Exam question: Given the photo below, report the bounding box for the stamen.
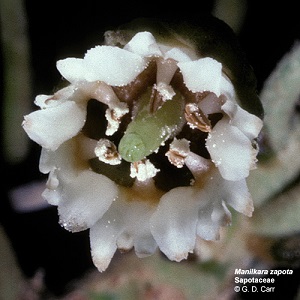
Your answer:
[149,83,175,113]
[149,87,163,114]
[94,139,121,165]
[146,58,178,114]
[130,159,160,181]
[78,81,129,135]
[166,139,212,181]
[166,138,190,168]
[156,82,176,101]
[185,103,211,132]
[184,152,213,181]
[105,102,129,135]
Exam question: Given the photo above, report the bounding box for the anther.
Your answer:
[166,138,190,168]
[185,103,211,132]
[130,159,160,181]
[94,139,121,165]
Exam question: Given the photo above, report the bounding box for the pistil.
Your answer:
[118,89,185,163]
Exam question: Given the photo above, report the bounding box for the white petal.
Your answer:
[211,200,231,227]
[222,178,254,217]
[39,139,78,179]
[57,58,85,83]
[22,101,86,151]
[222,101,263,139]
[58,170,118,232]
[164,47,192,62]
[150,187,200,261]
[219,75,236,99]
[123,202,157,257]
[40,137,97,207]
[42,187,61,206]
[77,134,98,161]
[198,93,223,115]
[42,169,60,205]
[90,216,120,272]
[116,232,134,252]
[124,31,162,57]
[39,148,54,174]
[84,46,147,85]
[197,205,220,240]
[134,234,157,258]
[206,118,255,181]
[114,199,157,257]
[90,197,156,271]
[34,85,80,109]
[196,190,231,241]
[34,94,53,109]
[178,58,223,95]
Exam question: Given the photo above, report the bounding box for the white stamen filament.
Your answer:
[77,81,129,135]
[185,152,213,180]
[167,138,212,179]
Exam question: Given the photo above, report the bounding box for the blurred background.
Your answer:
[1,0,300,299]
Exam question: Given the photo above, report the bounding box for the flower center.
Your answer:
[81,60,223,192]
[118,87,185,163]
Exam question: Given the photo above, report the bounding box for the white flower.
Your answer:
[22,21,263,272]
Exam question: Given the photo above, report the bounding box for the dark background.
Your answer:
[1,0,299,297]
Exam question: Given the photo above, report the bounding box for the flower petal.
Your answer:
[207,170,253,217]
[124,31,162,57]
[116,200,157,257]
[88,46,147,85]
[211,200,231,227]
[221,178,254,217]
[90,197,156,271]
[58,169,118,232]
[150,187,200,261]
[134,234,157,258]
[90,215,120,272]
[42,169,60,205]
[164,47,193,62]
[22,101,86,151]
[57,46,147,86]
[196,190,231,241]
[40,136,99,207]
[197,206,221,241]
[206,118,256,181]
[222,100,263,140]
[39,139,79,179]
[198,93,223,115]
[178,57,222,95]
[56,58,85,83]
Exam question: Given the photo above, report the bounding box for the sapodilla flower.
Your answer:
[22,17,263,271]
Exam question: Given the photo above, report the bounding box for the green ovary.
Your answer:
[119,90,184,162]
